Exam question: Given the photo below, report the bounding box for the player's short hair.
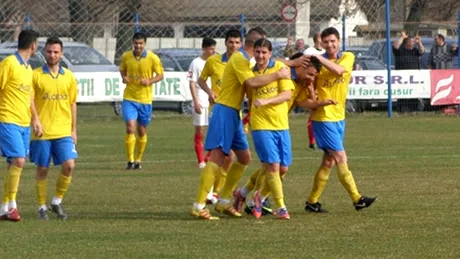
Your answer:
[225,29,242,42]
[132,32,147,42]
[290,53,322,72]
[245,27,267,46]
[202,37,216,48]
[17,30,39,50]
[321,27,340,40]
[247,27,267,37]
[45,37,63,50]
[254,38,272,51]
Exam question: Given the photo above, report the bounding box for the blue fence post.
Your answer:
[457,12,460,114]
[134,12,140,33]
[342,15,346,51]
[385,0,392,118]
[239,13,245,40]
[25,12,31,30]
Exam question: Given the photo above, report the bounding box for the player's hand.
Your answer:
[292,55,310,68]
[323,99,338,106]
[194,102,202,114]
[32,119,43,138]
[208,91,217,105]
[71,130,78,145]
[401,30,408,38]
[277,66,291,79]
[140,78,151,86]
[122,76,130,84]
[254,99,267,108]
[415,35,421,44]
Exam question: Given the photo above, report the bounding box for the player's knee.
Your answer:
[137,125,147,136]
[265,163,280,173]
[61,160,75,176]
[331,151,347,164]
[126,123,136,134]
[280,167,288,176]
[36,167,48,179]
[237,152,251,165]
[322,155,335,168]
[11,157,26,168]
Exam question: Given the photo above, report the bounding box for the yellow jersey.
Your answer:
[32,65,77,140]
[120,50,164,104]
[216,50,254,110]
[250,59,295,131]
[287,81,309,113]
[0,53,33,127]
[312,52,354,122]
[200,53,228,96]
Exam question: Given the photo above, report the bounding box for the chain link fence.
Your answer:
[0,0,459,117]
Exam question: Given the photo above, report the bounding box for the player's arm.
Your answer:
[30,72,43,137]
[70,75,78,144]
[119,54,129,84]
[148,55,164,85]
[296,98,337,109]
[245,66,291,88]
[276,55,310,68]
[315,52,354,76]
[254,90,292,107]
[188,61,202,113]
[0,60,12,90]
[198,60,215,102]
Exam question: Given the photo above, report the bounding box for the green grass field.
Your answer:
[1,107,459,258]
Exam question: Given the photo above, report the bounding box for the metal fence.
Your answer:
[1,0,459,117]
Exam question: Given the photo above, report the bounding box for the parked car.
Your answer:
[0,41,122,115]
[344,46,370,57]
[0,48,44,69]
[153,48,202,114]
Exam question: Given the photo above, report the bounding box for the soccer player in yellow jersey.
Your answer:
[0,30,39,222]
[197,29,242,204]
[304,27,377,213]
[191,27,291,220]
[30,37,78,220]
[120,32,164,170]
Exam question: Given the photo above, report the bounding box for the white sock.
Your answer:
[51,197,62,205]
[193,202,205,210]
[206,186,214,200]
[1,203,8,213]
[246,198,255,207]
[8,200,16,209]
[218,198,231,205]
[38,205,47,211]
[239,186,249,197]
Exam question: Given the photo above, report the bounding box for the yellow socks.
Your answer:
[337,163,361,203]
[308,166,331,204]
[36,179,47,206]
[266,172,285,209]
[253,168,266,192]
[219,161,247,201]
[244,167,261,192]
[125,134,136,162]
[195,162,219,206]
[56,174,72,200]
[214,167,227,194]
[135,134,147,162]
[2,175,9,204]
[8,165,22,202]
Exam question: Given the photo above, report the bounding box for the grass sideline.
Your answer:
[0,109,459,258]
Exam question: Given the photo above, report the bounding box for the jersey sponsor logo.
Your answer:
[321,77,345,88]
[18,83,32,92]
[255,86,277,96]
[42,93,68,100]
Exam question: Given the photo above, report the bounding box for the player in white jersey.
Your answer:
[188,38,217,169]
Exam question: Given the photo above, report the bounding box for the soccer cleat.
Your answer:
[37,208,49,220]
[305,202,328,213]
[262,199,273,215]
[244,204,253,215]
[126,161,134,170]
[252,191,262,219]
[133,162,142,170]
[51,204,68,220]
[354,196,377,211]
[191,208,219,220]
[309,144,316,150]
[232,189,246,212]
[215,203,242,217]
[206,193,219,205]
[7,208,21,222]
[0,211,8,220]
[277,208,290,220]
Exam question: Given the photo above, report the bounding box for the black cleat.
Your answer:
[261,199,273,215]
[133,162,142,170]
[354,196,377,211]
[244,205,253,215]
[50,204,68,220]
[126,161,134,170]
[309,144,316,150]
[37,208,49,220]
[305,202,328,213]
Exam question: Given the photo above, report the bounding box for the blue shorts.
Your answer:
[0,123,30,162]
[122,100,152,126]
[252,130,292,167]
[30,137,78,167]
[312,120,345,152]
[204,103,249,155]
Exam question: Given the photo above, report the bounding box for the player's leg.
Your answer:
[122,100,138,169]
[191,104,230,220]
[328,121,376,210]
[134,103,153,169]
[307,115,316,150]
[50,137,78,220]
[192,107,206,169]
[30,139,53,220]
